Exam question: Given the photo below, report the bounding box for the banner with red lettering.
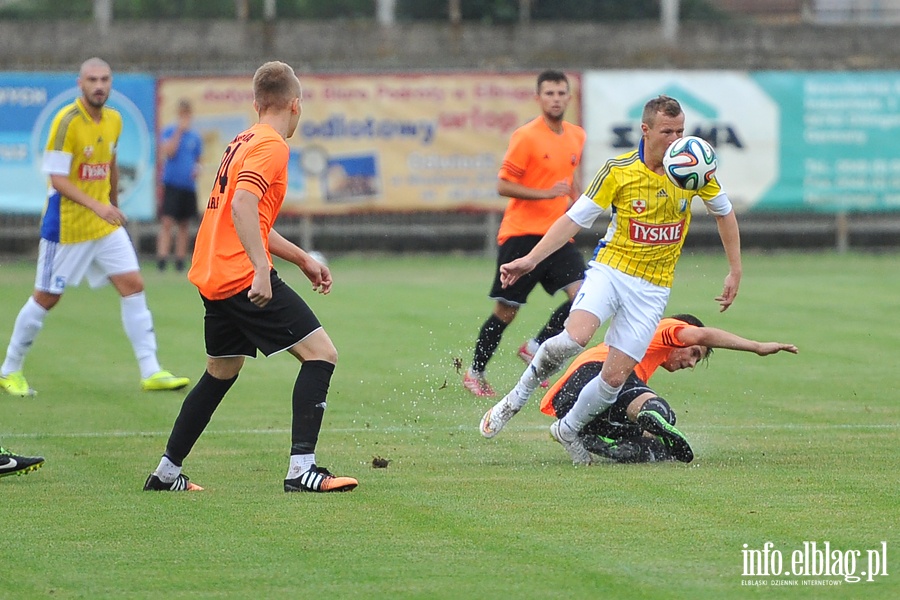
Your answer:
[158,72,581,214]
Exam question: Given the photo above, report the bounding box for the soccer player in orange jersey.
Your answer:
[538,314,797,463]
[0,57,189,397]
[463,70,587,398]
[480,95,743,465]
[143,61,357,493]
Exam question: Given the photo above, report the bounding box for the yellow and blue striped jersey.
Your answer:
[582,143,723,287]
[40,98,121,244]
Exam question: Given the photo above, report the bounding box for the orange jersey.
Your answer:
[496,117,586,244]
[189,123,289,300]
[540,318,695,416]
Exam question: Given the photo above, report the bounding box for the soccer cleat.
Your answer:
[637,410,694,463]
[143,473,203,491]
[0,447,44,478]
[141,370,190,391]
[462,370,496,398]
[516,342,549,388]
[479,396,519,438]
[0,371,36,397]
[549,420,592,466]
[284,465,358,493]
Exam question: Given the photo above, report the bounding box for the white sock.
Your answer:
[286,453,316,479]
[154,456,182,483]
[561,374,622,433]
[2,297,48,375]
[120,292,161,379]
[508,331,583,411]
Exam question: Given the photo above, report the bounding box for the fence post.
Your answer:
[835,211,849,253]
[300,214,314,250]
[484,212,499,256]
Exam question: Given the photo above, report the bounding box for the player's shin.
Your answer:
[509,331,582,410]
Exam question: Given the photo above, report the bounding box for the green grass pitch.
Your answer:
[1,251,897,599]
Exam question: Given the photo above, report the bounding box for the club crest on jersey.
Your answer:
[83,146,94,159]
[631,199,647,214]
[629,218,685,245]
[570,154,577,166]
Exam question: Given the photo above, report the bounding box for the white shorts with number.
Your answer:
[35,227,140,294]
[571,262,671,362]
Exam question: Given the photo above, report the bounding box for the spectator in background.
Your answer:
[156,98,203,272]
[0,57,190,397]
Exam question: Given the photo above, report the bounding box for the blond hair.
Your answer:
[253,61,300,113]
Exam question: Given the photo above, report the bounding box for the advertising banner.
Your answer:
[158,72,581,215]
[0,73,156,219]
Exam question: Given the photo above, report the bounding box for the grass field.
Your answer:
[1,251,898,599]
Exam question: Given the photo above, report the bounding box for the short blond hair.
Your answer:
[253,61,300,113]
[642,95,682,128]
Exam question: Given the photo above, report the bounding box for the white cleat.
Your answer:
[479,396,519,438]
[550,420,592,466]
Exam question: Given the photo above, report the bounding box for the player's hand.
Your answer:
[500,256,536,288]
[716,272,740,312]
[96,204,127,227]
[756,342,799,356]
[300,253,332,295]
[547,180,572,199]
[247,269,273,307]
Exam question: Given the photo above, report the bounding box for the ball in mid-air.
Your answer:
[662,136,717,190]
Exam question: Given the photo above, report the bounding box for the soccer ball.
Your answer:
[662,136,717,190]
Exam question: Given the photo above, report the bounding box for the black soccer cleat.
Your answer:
[284,465,358,493]
[143,473,203,491]
[0,447,45,478]
[637,410,694,463]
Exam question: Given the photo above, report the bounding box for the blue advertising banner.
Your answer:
[0,73,155,219]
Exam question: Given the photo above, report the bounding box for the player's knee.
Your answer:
[642,396,676,425]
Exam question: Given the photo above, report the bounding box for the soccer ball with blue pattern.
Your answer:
[662,136,717,190]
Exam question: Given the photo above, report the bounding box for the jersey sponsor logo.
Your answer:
[632,198,646,214]
[629,218,685,245]
[79,162,110,181]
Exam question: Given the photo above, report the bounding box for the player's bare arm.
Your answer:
[109,155,119,207]
[497,178,572,201]
[676,326,798,356]
[713,210,742,312]
[231,189,272,307]
[269,230,333,295]
[49,173,126,226]
[500,214,582,288]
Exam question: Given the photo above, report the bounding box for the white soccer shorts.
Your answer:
[35,227,140,294]
[571,262,670,362]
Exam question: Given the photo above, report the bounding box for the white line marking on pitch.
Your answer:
[2,422,898,439]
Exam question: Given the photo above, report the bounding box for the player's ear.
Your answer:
[293,97,301,116]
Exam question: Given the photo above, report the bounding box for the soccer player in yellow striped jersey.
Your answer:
[0,57,190,398]
[479,95,742,465]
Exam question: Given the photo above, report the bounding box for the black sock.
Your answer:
[535,300,572,345]
[472,314,508,373]
[175,258,185,272]
[164,371,237,465]
[157,258,166,272]
[290,360,335,455]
